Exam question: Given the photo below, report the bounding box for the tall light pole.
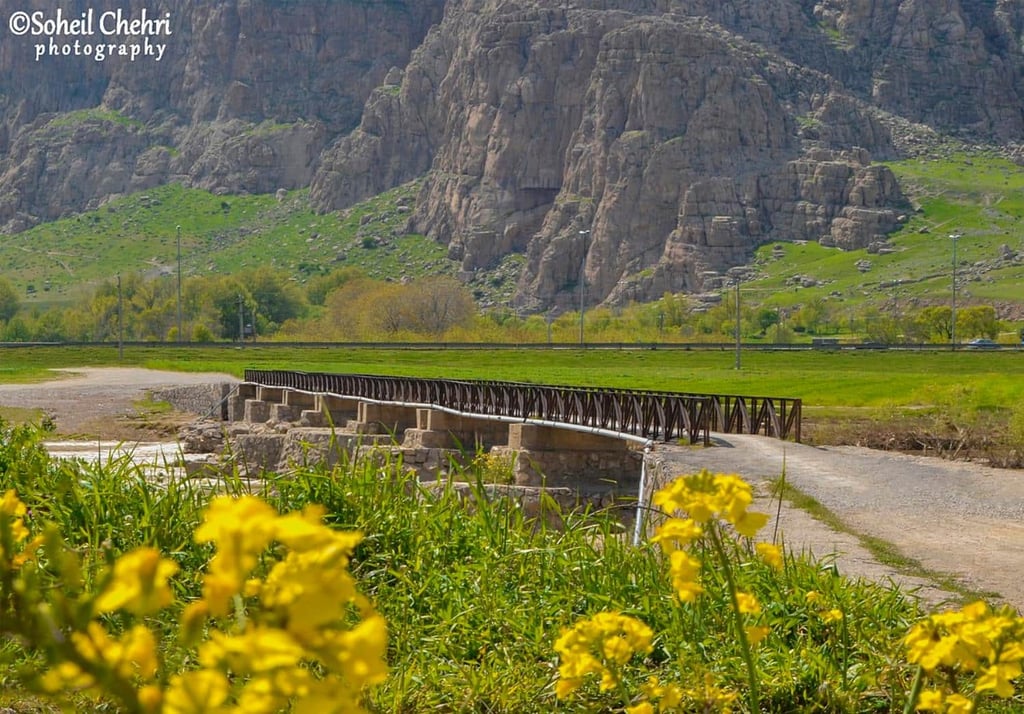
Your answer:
[950,232,961,350]
[176,225,183,343]
[734,278,742,370]
[117,274,123,361]
[578,229,590,346]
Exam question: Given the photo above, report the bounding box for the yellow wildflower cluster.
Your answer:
[905,600,1024,712]
[553,471,777,712]
[804,590,845,625]
[627,674,737,714]
[0,490,387,714]
[650,470,776,604]
[554,611,654,699]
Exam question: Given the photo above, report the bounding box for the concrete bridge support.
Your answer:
[403,409,510,450]
[497,424,643,493]
[308,395,360,428]
[352,402,419,436]
[227,383,258,422]
[269,388,317,423]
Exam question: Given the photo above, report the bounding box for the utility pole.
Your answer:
[117,274,123,361]
[176,225,183,343]
[238,294,244,344]
[578,229,590,346]
[950,233,961,350]
[734,279,741,370]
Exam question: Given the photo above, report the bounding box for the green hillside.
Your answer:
[1,152,1022,317]
[1,180,457,310]
[743,153,1024,316]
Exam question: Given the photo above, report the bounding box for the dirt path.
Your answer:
[655,436,1024,611]
[0,367,238,439]
[2,368,1021,612]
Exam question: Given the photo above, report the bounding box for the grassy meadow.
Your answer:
[2,343,1022,409]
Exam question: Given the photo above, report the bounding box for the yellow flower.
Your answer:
[554,612,653,699]
[805,590,821,604]
[944,693,974,714]
[640,677,684,709]
[977,660,1022,698]
[314,614,390,690]
[260,545,362,634]
[625,703,654,714]
[195,495,279,609]
[755,542,783,569]
[915,689,944,711]
[733,509,768,538]
[163,670,231,714]
[651,517,702,551]
[746,625,770,646]
[735,592,760,614]
[689,672,738,711]
[821,609,844,624]
[94,547,179,616]
[0,488,29,546]
[199,627,305,675]
[138,684,162,713]
[667,550,703,603]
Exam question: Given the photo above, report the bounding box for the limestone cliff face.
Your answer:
[0,0,445,229]
[309,0,1021,307]
[311,2,916,306]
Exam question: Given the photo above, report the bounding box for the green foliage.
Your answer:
[0,277,19,323]
[744,153,1024,323]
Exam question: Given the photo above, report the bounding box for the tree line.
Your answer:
[0,270,1010,344]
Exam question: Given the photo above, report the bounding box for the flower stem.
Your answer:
[902,665,924,714]
[708,524,760,713]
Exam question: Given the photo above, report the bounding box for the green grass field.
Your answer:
[2,344,1021,412]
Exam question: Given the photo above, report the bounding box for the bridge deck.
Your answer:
[242,370,802,444]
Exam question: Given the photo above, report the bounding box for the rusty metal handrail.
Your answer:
[242,370,802,444]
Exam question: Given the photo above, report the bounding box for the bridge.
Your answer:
[240,369,802,445]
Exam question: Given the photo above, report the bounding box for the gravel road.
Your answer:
[655,435,1024,611]
[2,368,1021,612]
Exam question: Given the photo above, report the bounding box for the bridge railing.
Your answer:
[242,370,802,444]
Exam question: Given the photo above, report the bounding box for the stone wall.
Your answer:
[152,383,235,420]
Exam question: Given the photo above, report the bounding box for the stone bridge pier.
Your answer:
[218,385,645,504]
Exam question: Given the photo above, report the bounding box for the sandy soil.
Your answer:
[2,367,1021,612]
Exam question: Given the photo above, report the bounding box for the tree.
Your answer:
[306,267,365,306]
[957,306,999,340]
[0,277,20,323]
[756,307,780,336]
[915,306,953,342]
[245,267,307,331]
[405,277,476,336]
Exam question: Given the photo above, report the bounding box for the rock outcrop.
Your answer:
[312,3,920,305]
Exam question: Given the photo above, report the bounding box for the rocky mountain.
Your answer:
[1,0,1021,310]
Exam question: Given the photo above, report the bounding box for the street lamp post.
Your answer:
[176,225,183,343]
[950,233,961,350]
[578,229,590,346]
[734,278,741,370]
